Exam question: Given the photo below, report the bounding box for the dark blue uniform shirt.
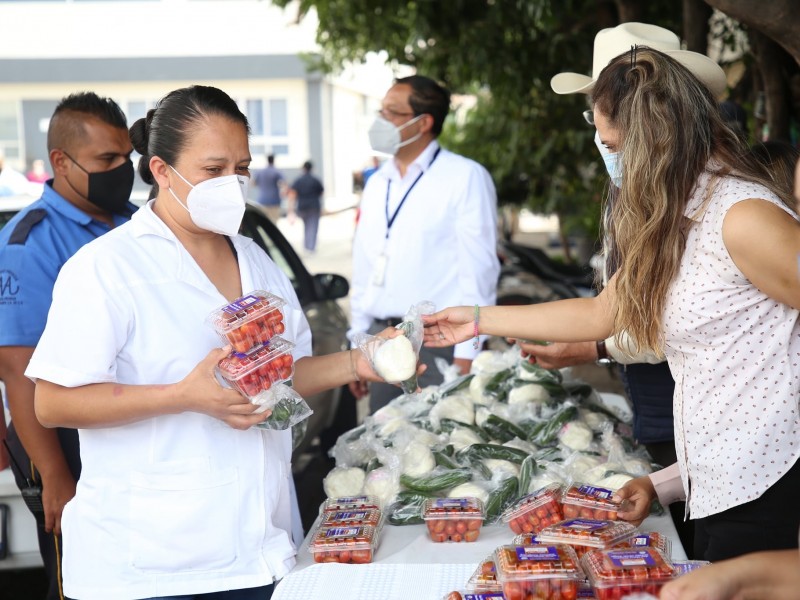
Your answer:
[0,183,133,347]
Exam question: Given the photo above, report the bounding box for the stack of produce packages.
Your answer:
[207,291,313,447]
[319,328,710,600]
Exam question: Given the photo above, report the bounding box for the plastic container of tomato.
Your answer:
[207,290,287,353]
[494,544,584,600]
[321,495,381,513]
[441,592,506,600]
[309,524,378,564]
[466,554,502,593]
[512,533,541,546]
[320,508,384,530]
[581,547,675,600]
[618,532,672,558]
[562,484,625,521]
[502,484,564,535]
[537,519,636,559]
[422,497,485,543]
[216,337,295,402]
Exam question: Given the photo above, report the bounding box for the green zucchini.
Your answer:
[518,361,563,383]
[457,443,530,464]
[400,468,473,494]
[484,476,519,522]
[432,449,462,470]
[438,373,475,397]
[518,454,537,495]
[484,414,529,442]
[439,419,489,442]
[386,496,426,525]
[529,405,579,446]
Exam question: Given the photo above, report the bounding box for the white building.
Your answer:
[0,0,396,209]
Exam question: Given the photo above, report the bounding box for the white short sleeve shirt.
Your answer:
[662,171,800,519]
[26,202,312,599]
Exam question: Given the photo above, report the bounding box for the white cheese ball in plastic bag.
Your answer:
[401,442,436,477]
[430,393,475,425]
[373,335,417,383]
[323,466,366,499]
[558,421,594,451]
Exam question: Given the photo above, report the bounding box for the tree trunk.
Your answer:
[683,0,713,53]
[703,0,800,67]
[749,29,792,142]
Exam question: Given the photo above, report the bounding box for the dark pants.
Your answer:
[6,423,81,600]
[367,318,454,414]
[692,457,800,562]
[296,208,320,252]
[144,584,274,600]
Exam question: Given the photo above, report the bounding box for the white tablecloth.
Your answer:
[272,513,686,600]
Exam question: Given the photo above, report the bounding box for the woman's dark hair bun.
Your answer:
[130,109,157,185]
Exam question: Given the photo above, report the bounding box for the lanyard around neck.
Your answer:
[384,147,441,239]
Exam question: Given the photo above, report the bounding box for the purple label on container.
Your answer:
[222,294,261,314]
[324,527,360,538]
[516,545,561,561]
[465,595,505,600]
[334,496,371,504]
[561,518,609,531]
[608,550,657,567]
[433,498,469,508]
[577,588,597,598]
[672,560,711,575]
[330,511,368,521]
[632,534,651,546]
[578,485,613,500]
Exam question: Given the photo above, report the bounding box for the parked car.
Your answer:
[0,194,351,570]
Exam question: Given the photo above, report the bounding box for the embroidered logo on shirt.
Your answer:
[0,270,21,304]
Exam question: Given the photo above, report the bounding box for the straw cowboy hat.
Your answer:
[550,22,727,98]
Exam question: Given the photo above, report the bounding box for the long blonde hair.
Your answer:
[591,47,795,355]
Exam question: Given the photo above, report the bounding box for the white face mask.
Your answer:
[594,131,622,188]
[368,114,425,155]
[168,166,248,236]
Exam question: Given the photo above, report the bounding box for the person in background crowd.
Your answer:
[26,158,51,184]
[349,75,500,413]
[424,47,800,562]
[254,153,285,223]
[288,160,324,254]
[0,91,136,600]
[25,85,403,600]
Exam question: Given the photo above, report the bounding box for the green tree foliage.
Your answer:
[275,0,680,247]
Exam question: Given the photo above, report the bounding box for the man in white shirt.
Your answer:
[348,75,500,412]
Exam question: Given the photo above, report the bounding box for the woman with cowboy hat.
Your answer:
[423,44,800,562]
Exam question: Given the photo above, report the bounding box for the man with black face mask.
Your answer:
[0,92,134,600]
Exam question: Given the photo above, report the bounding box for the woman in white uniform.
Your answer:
[26,85,397,600]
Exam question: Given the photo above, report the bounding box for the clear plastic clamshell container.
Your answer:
[466,554,502,593]
[206,290,287,353]
[422,497,485,543]
[216,337,295,402]
[562,484,625,521]
[494,544,584,600]
[618,531,672,558]
[320,508,383,530]
[671,560,711,576]
[581,547,675,600]
[309,524,378,564]
[503,484,564,535]
[321,495,381,513]
[537,518,636,559]
[512,533,542,546]
[441,592,505,600]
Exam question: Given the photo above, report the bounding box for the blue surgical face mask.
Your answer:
[594,131,622,188]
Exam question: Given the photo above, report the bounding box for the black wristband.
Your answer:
[596,339,614,365]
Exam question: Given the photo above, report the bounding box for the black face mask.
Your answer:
[64,152,135,215]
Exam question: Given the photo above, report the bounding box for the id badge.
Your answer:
[371,253,387,287]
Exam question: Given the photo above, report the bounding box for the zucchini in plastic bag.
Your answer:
[386,495,427,525]
[484,475,519,522]
[438,373,474,397]
[518,454,537,495]
[439,418,489,441]
[483,414,529,443]
[457,443,530,464]
[399,468,472,494]
[529,405,579,446]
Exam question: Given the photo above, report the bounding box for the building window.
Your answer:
[244,98,290,157]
